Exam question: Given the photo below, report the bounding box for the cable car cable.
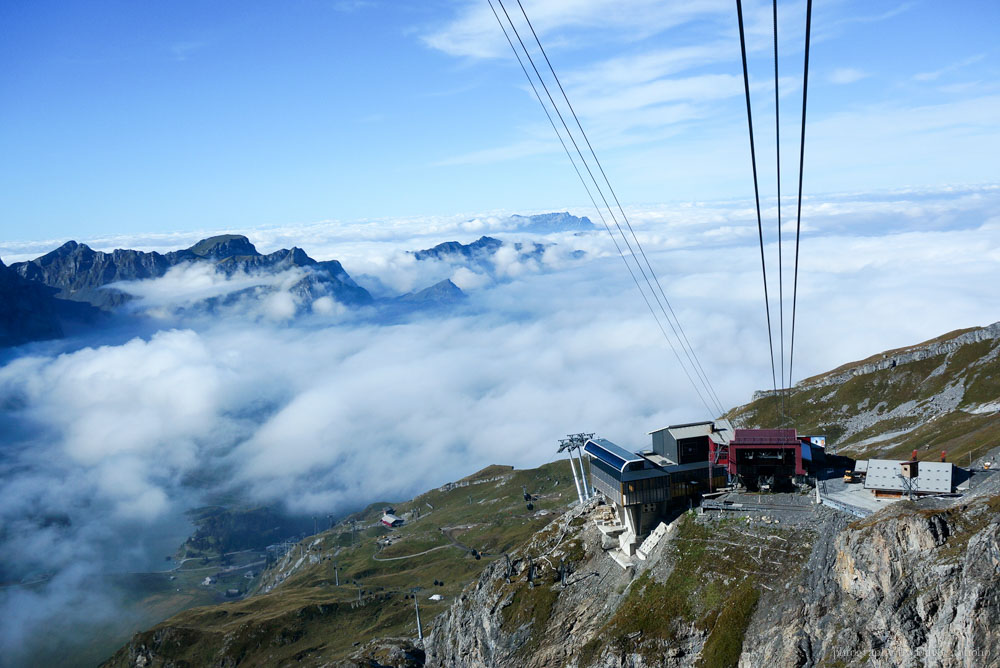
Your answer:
[772,0,786,419]
[496,0,724,416]
[789,0,813,393]
[512,0,727,416]
[736,0,779,402]
[486,0,718,417]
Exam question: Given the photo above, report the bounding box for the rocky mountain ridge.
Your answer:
[755,323,1000,398]
[10,235,373,311]
[412,235,548,267]
[0,234,475,346]
[731,322,1000,462]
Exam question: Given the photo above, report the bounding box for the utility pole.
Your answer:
[560,438,584,503]
[569,433,595,499]
[414,594,423,640]
[558,433,595,504]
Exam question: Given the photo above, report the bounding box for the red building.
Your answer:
[727,428,806,490]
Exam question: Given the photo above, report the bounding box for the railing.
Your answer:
[818,480,872,518]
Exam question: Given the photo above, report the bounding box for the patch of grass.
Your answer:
[934,494,1000,560]
[962,342,1000,406]
[560,538,586,564]
[604,570,690,659]
[578,636,603,666]
[500,581,559,656]
[696,578,760,668]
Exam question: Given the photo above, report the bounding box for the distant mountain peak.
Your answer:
[412,237,503,262]
[509,212,594,232]
[392,278,466,308]
[53,240,82,254]
[187,235,259,259]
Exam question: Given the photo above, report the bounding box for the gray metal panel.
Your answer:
[590,464,623,504]
[661,460,714,474]
[864,460,905,491]
[620,467,671,483]
[863,459,953,493]
[911,461,953,493]
[856,460,869,473]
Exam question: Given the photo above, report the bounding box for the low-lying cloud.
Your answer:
[2,185,1000,664]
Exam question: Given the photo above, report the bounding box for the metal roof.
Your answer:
[731,428,800,446]
[648,419,734,444]
[584,438,644,473]
[863,459,953,494]
[648,420,713,435]
[855,460,869,473]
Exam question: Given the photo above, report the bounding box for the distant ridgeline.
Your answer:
[0,212,593,347]
[9,235,373,312]
[507,211,595,233]
[412,236,549,269]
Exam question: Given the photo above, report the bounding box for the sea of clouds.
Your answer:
[1,184,999,663]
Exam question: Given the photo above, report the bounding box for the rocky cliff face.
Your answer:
[743,494,1000,668]
[421,490,1000,668]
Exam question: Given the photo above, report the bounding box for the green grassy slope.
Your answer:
[102,460,581,666]
[729,326,1000,463]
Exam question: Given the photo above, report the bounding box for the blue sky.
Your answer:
[1,0,998,240]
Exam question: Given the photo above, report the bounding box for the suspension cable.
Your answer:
[512,0,727,417]
[736,0,779,401]
[789,0,813,390]
[772,0,786,420]
[486,0,718,417]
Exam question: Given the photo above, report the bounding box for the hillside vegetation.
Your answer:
[728,322,1000,464]
[103,462,579,666]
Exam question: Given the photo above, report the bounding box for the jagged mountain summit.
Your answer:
[0,234,479,346]
[10,235,373,312]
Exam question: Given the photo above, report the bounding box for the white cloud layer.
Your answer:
[2,185,1000,662]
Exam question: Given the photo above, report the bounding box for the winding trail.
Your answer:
[371,543,456,562]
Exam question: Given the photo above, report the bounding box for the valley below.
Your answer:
[98,322,1000,667]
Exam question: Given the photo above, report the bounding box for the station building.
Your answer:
[584,420,731,551]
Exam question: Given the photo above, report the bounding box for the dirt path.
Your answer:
[371,543,457,562]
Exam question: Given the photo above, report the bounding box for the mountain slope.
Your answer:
[728,322,1000,464]
[102,462,579,667]
[0,257,64,346]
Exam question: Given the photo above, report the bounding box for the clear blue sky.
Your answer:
[2,0,998,240]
